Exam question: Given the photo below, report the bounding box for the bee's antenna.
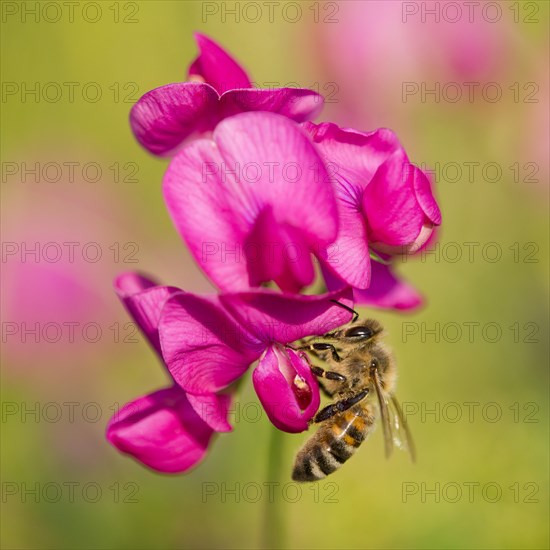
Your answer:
[330,300,359,323]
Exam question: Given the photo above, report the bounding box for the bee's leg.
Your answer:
[310,365,346,382]
[298,343,342,363]
[310,365,345,398]
[293,347,344,383]
[312,389,369,424]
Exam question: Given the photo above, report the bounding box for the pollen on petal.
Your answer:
[292,375,312,411]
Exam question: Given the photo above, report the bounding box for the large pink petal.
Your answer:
[253,345,320,433]
[164,112,338,292]
[163,138,251,291]
[106,386,214,473]
[130,82,219,156]
[213,113,338,246]
[220,287,354,345]
[188,33,251,94]
[353,261,423,311]
[114,272,180,355]
[363,153,425,247]
[187,392,232,433]
[159,293,260,394]
[221,88,324,122]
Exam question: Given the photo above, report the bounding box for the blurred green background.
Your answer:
[1,1,548,549]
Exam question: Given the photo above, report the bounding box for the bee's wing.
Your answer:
[388,394,416,462]
[372,371,416,462]
[372,370,394,459]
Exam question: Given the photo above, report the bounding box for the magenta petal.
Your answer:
[253,345,320,433]
[114,272,179,355]
[220,287,354,345]
[245,207,315,293]
[363,153,425,246]
[189,33,251,94]
[353,261,423,311]
[412,166,442,225]
[130,82,219,156]
[187,392,233,433]
[163,138,252,291]
[271,232,316,293]
[303,122,404,187]
[221,88,324,122]
[321,262,348,294]
[106,386,214,473]
[212,113,338,246]
[159,293,260,394]
[318,179,371,289]
[164,112,338,292]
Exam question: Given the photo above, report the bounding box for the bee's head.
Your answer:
[331,318,396,393]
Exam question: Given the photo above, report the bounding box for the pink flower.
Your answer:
[163,111,338,293]
[303,121,441,307]
[1,172,128,372]
[159,288,353,432]
[313,0,512,128]
[106,272,230,473]
[131,33,324,156]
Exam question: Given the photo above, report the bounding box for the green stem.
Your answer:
[263,425,287,549]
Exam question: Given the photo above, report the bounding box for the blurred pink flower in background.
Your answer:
[312,0,513,127]
[1,151,135,374]
[523,61,550,193]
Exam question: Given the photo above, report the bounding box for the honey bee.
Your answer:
[292,303,415,482]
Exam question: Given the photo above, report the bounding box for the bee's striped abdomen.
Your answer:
[292,404,375,482]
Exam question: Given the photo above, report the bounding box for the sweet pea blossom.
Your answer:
[163,111,339,293]
[131,33,324,156]
[159,288,353,432]
[303,121,441,307]
[106,272,230,473]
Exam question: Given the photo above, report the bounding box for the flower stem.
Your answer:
[263,424,287,549]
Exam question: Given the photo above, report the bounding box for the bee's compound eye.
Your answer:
[370,359,378,369]
[345,326,374,339]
